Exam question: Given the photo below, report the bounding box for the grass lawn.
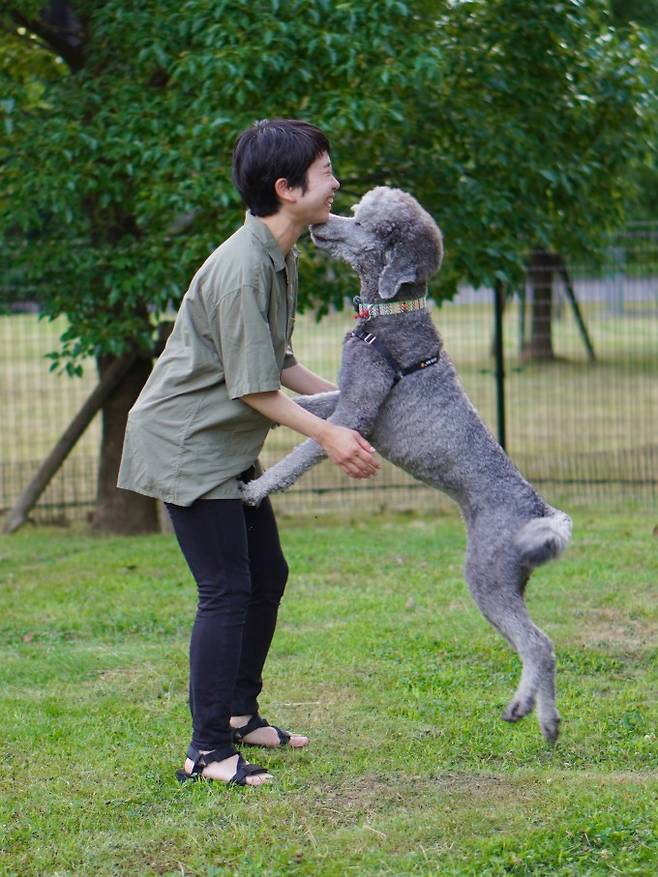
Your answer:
[1,508,657,876]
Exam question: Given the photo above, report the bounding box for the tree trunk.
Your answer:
[91,353,158,534]
[523,249,556,361]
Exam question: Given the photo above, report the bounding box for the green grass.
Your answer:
[1,508,657,876]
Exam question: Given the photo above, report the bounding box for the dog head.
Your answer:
[310,186,443,300]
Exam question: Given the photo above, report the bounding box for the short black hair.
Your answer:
[232,119,331,217]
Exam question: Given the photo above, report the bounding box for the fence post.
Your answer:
[493,280,507,450]
[606,246,626,315]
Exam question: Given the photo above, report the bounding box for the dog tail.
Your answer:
[515,510,572,569]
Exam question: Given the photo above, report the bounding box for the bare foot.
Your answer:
[230,714,309,748]
[183,752,272,786]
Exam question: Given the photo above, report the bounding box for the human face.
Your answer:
[292,152,340,225]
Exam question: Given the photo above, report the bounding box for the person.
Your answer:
[117,118,379,787]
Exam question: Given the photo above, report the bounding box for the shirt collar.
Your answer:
[244,211,297,272]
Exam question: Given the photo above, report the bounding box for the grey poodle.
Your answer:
[242,186,572,744]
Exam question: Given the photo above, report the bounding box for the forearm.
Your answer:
[240,389,330,443]
[281,362,337,395]
[240,389,379,479]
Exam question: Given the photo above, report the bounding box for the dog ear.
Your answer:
[378,246,416,300]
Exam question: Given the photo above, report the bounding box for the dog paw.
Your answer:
[239,480,264,507]
[539,711,561,746]
[502,695,536,723]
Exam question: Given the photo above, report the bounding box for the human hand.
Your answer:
[318,424,380,479]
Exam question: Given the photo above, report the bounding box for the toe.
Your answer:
[502,704,522,723]
[246,772,273,786]
[503,694,535,723]
[540,715,561,745]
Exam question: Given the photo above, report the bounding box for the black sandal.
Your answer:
[175,744,270,786]
[232,714,292,747]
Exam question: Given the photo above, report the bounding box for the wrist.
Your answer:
[310,418,332,445]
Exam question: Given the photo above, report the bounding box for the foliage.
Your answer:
[1,509,657,875]
[0,1,656,368]
[608,0,658,221]
[609,0,658,27]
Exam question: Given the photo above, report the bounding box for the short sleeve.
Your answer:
[212,285,282,399]
[283,342,297,370]
[283,306,297,369]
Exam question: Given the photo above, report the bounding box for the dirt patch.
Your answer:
[308,773,427,827]
[563,769,657,785]
[573,608,656,651]
[306,767,658,829]
[307,770,533,828]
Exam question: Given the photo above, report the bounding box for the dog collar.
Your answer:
[352,295,427,320]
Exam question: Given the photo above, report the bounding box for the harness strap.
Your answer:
[399,354,440,376]
[350,327,439,385]
[351,328,401,377]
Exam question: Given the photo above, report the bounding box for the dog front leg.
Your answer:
[241,393,339,506]
[241,436,326,506]
[293,390,340,419]
[240,392,384,507]
[242,344,393,506]
[326,342,393,437]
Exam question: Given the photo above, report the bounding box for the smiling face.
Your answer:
[288,151,340,225]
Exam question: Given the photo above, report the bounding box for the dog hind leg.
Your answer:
[465,554,560,744]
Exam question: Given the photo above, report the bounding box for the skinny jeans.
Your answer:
[166,492,288,753]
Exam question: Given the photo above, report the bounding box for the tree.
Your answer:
[413,1,656,360]
[608,0,658,221]
[1,0,655,530]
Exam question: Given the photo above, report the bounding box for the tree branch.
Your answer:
[9,3,84,72]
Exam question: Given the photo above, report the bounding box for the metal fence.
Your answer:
[1,227,657,526]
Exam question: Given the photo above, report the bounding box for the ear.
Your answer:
[378,245,416,300]
[274,177,298,205]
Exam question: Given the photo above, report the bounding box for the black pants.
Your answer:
[166,495,288,752]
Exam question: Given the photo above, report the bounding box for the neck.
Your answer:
[258,210,305,257]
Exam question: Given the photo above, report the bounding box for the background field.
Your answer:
[1,508,656,876]
[1,273,657,524]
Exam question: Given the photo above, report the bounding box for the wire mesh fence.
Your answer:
[1,227,656,526]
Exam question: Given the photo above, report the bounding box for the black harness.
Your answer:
[350,326,440,386]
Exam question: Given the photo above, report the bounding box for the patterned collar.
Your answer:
[353,295,427,319]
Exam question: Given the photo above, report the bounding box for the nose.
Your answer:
[332,176,340,192]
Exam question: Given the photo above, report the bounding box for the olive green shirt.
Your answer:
[117,212,298,506]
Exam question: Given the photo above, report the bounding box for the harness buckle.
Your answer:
[363,333,376,344]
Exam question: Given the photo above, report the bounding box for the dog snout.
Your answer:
[309,227,330,245]
[310,224,342,245]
